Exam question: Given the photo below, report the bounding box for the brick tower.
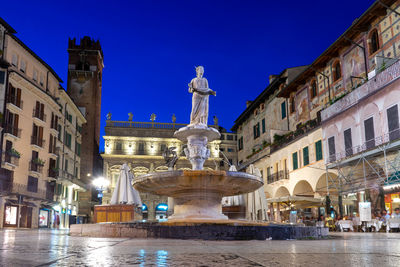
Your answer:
[67,37,104,220]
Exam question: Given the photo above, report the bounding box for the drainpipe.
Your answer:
[45,70,49,92]
[286,98,290,131]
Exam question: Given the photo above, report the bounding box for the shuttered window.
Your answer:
[281,102,286,119]
[303,146,309,166]
[253,123,260,139]
[387,105,400,141]
[328,136,336,162]
[292,152,298,170]
[344,128,353,156]
[364,117,375,149]
[262,119,266,133]
[315,140,323,161]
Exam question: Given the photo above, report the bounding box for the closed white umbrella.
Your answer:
[222,165,245,207]
[110,163,142,207]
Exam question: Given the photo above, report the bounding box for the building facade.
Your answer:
[66,37,104,220]
[233,0,400,221]
[101,116,237,220]
[0,18,86,229]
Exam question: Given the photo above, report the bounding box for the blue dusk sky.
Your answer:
[2,0,375,150]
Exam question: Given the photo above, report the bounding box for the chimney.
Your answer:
[269,74,278,84]
[246,100,252,108]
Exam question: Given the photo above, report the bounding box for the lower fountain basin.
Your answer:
[133,170,263,221]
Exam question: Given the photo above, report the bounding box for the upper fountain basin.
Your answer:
[132,170,264,197]
[174,124,220,142]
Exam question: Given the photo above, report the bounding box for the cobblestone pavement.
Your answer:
[0,229,400,266]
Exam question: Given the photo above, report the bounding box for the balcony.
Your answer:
[48,168,58,178]
[32,109,46,122]
[267,170,289,184]
[3,125,21,138]
[29,159,44,174]
[10,183,47,200]
[31,136,45,148]
[327,128,400,164]
[270,118,321,154]
[58,170,75,181]
[6,95,23,109]
[322,59,400,122]
[1,150,20,167]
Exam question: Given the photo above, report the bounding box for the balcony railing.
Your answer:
[270,118,321,154]
[322,59,400,122]
[29,160,44,173]
[3,124,21,138]
[267,170,289,184]
[106,120,187,129]
[327,129,400,164]
[48,168,58,178]
[31,136,45,147]
[10,183,49,200]
[58,170,75,181]
[32,109,46,122]
[1,151,20,166]
[6,96,23,109]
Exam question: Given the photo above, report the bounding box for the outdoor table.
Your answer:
[337,220,353,232]
[387,218,400,232]
[366,219,382,232]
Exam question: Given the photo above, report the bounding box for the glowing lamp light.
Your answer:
[53,205,61,212]
[156,203,168,211]
[92,177,110,190]
[142,204,148,211]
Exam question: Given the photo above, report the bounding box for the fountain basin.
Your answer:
[133,170,263,221]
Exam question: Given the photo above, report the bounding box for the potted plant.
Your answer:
[8,148,21,158]
[33,158,45,166]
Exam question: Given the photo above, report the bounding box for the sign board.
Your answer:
[359,202,371,221]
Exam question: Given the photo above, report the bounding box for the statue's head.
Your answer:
[195,66,204,77]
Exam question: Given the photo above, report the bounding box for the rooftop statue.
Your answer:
[188,66,216,125]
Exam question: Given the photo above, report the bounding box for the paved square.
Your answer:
[1,230,400,266]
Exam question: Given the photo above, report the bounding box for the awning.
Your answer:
[267,196,354,208]
[5,199,37,207]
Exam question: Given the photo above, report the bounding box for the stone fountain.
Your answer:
[133,66,263,223]
[70,66,328,240]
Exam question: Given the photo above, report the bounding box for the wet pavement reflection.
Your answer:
[0,229,400,266]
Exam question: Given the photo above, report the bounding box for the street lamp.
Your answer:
[92,177,110,205]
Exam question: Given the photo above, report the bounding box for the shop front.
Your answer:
[3,199,35,228]
[384,189,400,214]
[39,208,50,228]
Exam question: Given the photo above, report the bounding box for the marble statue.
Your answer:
[188,66,216,125]
[213,115,218,126]
[172,114,176,123]
[150,113,156,122]
[163,147,178,170]
[106,112,112,120]
[128,112,133,121]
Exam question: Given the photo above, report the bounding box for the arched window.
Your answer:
[333,61,341,81]
[310,80,317,98]
[369,29,379,55]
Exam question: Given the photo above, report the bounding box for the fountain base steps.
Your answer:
[70,221,329,240]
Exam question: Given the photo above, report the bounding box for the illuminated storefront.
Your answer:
[155,203,168,221]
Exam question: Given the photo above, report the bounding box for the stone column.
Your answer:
[0,198,4,228]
